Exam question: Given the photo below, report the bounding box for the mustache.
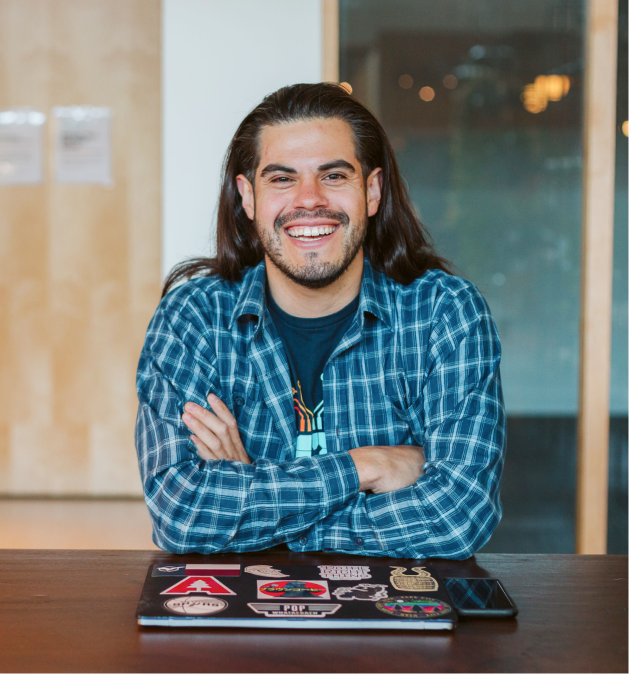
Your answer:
[274,208,350,230]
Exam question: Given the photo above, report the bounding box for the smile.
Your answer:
[285,225,339,241]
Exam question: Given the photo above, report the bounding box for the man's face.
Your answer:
[236,118,382,289]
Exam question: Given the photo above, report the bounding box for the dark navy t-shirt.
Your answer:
[266,285,359,458]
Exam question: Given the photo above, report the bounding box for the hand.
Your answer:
[182,393,251,464]
[348,445,424,494]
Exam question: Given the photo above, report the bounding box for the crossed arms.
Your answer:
[182,393,425,494]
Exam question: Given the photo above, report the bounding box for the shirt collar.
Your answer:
[229,259,267,331]
[228,255,394,333]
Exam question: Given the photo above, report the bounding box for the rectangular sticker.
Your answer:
[248,603,341,618]
[257,579,330,600]
[185,564,241,577]
[152,564,240,577]
[318,565,371,580]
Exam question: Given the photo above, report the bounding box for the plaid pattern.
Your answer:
[136,257,505,558]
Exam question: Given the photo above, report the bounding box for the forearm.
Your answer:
[136,402,360,553]
[302,460,503,559]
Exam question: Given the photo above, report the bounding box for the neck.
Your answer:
[265,250,363,318]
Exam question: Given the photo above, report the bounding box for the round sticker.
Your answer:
[163,597,228,615]
[375,596,452,619]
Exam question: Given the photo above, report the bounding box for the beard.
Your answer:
[255,207,367,290]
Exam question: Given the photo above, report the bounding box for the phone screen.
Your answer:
[443,578,516,612]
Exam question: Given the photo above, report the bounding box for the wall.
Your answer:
[162,0,323,277]
[0,0,161,495]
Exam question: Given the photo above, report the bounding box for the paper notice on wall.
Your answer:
[0,108,46,185]
[53,106,112,185]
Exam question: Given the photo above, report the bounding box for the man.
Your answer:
[136,83,505,558]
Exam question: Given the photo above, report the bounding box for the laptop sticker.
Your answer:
[161,576,236,596]
[164,597,228,615]
[244,565,289,578]
[248,603,341,618]
[376,596,452,619]
[257,580,330,600]
[185,564,241,576]
[389,566,439,591]
[152,564,240,577]
[318,565,372,580]
[332,584,388,601]
[152,565,186,576]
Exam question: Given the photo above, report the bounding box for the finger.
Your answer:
[183,403,236,455]
[206,395,250,463]
[182,412,227,456]
[207,394,246,451]
[190,435,219,461]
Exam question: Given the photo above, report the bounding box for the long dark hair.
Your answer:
[163,83,451,296]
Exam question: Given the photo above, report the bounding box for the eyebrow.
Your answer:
[259,163,297,177]
[259,159,357,177]
[317,160,356,173]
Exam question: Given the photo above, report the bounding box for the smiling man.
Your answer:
[136,83,505,558]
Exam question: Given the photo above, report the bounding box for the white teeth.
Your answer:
[287,225,337,239]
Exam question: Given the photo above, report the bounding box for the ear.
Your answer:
[365,167,383,217]
[236,174,255,220]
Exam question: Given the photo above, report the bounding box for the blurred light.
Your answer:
[540,74,563,101]
[398,74,414,89]
[469,45,486,60]
[443,74,458,89]
[521,75,570,114]
[339,82,353,94]
[419,86,435,102]
[492,272,506,287]
[622,121,628,137]
[522,82,547,113]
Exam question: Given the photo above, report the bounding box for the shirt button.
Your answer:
[298,536,308,546]
[354,536,364,546]
[233,396,245,406]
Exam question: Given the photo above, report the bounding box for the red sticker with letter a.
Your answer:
[161,575,236,595]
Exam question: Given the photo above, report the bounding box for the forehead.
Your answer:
[257,117,358,170]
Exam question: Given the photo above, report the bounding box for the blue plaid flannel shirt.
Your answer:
[135,256,505,558]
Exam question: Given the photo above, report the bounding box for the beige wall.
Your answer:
[0,0,161,495]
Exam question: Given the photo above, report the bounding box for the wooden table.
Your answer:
[0,549,626,672]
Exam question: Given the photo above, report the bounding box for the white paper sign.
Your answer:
[53,106,112,185]
[0,108,45,184]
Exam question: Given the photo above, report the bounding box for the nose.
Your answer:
[292,176,328,211]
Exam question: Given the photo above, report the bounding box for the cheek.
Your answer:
[338,193,368,223]
[255,192,288,225]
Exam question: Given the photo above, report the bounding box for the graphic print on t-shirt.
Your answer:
[293,375,327,459]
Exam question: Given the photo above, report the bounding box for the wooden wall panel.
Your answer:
[576,0,618,553]
[322,0,339,82]
[0,0,161,495]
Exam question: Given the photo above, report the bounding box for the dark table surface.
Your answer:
[0,549,626,673]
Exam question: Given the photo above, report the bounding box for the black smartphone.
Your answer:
[443,578,518,617]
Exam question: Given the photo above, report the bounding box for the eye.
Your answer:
[271,176,293,183]
[324,173,345,181]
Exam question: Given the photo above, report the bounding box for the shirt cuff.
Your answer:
[315,450,361,506]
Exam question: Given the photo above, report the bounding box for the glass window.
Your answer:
[608,0,628,554]
[340,0,593,551]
